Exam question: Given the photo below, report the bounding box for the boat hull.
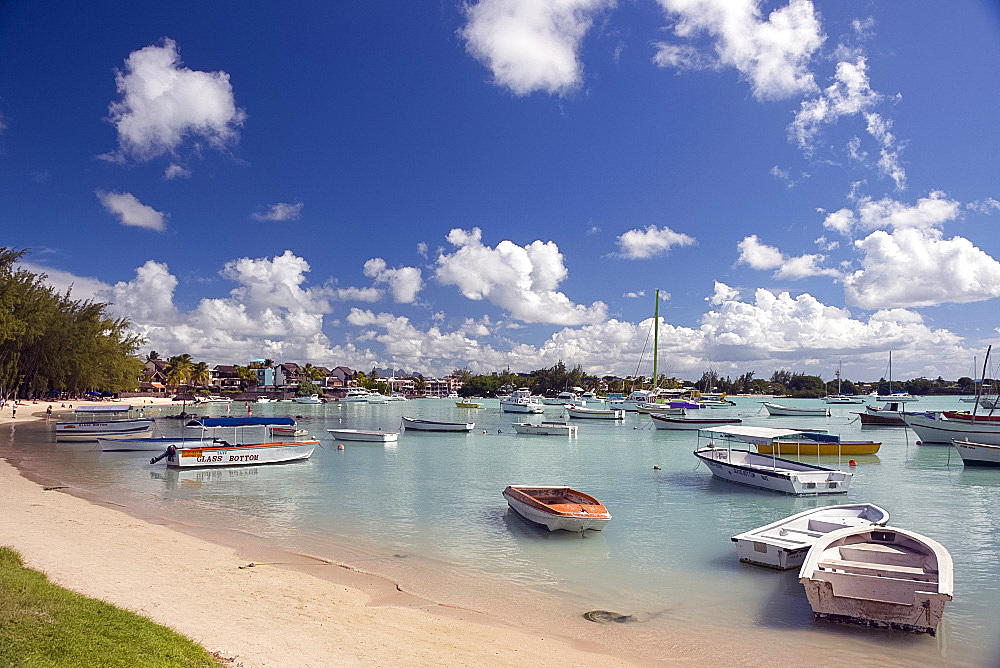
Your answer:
[904,412,1000,445]
[511,422,578,436]
[401,417,474,432]
[565,405,624,419]
[952,439,1000,466]
[651,415,741,430]
[56,419,154,442]
[327,429,399,442]
[763,402,831,417]
[755,440,881,456]
[163,441,317,468]
[500,401,544,413]
[694,447,851,495]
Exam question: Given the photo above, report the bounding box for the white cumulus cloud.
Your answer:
[823,191,960,236]
[104,37,246,162]
[615,225,695,259]
[736,235,839,279]
[96,190,167,231]
[844,228,1000,309]
[252,202,303,222]
[435,227,606,325]
[461,0,616,96]
[652,0,825,101]
[363,258,424,304]
[164,163,191,180]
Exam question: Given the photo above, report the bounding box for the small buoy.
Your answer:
[337,443,345,450]
[633,426,637,429]
[848,459,857,466]
[653,465,661,470]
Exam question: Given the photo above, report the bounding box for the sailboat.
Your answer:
[824,361,864,404]
[609,289,669,412]
[875,352,919,402]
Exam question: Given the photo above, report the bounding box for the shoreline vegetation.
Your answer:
[0,547,220,668]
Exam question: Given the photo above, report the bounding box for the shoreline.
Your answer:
[0,401,638,667]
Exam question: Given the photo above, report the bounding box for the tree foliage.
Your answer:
[0,248,144,398]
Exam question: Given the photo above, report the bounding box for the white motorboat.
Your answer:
[856,401,907,426]
[255,396,274,403]
[511,421,578,436]
[579,391,602,404]
[903,411,1000,445]
[294,394,324,404]
[952,438,1000,466]
[195,395,232,404]
[340,389,371,403]
[327,428,399,443]
[502,485,611,532]
[732,504,890,570]
[55,405,154,442]
[650,414,741,430]
[693,426,852,495]
[565,404,624,420]
[542,390,584,406]
[824,395,865,404]
[763,402,831,417]
[271,426,309,437]
[401,416,474,432]
[149,417,317,468]
[386,393,407,402]
[636,403,685,415]
[500,388,544,414]
[366,392,388,404]
[607,389,653,412]
[799,525,953,635]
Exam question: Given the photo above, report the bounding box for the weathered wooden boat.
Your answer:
[762,402,830,417]
[952,438,1000,466]
[401,416,474,432]
[693,426,852,495]
[903,411,1000,445]
[650,414,741,430]
[755,432,881,456]
[511,421,578,436]
[564,404,624,420]
[502,485,611,532]
[732,503,890,570]
[55,405,154,442]
[326,428,399,443]
[799,525,953,635]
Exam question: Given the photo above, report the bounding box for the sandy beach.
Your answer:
[0,400,634,667]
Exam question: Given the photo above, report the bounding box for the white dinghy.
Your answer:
[952,438,1000,466]
[327,428,399,443]
[511,421,578,436]
[762,402,830,417]
[401,416,474,432]
[732,503,889,570]
[799,525,953,635]
[565,404,624,420]
[693,426,852,495]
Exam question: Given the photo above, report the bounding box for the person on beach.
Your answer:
[46,405,52,418]
[11,403,16,418]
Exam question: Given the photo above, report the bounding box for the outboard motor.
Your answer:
[150,445,176,465]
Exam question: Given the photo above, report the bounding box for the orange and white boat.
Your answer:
[502,485,611,532]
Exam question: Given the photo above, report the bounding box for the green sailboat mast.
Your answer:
[652,289,659,390]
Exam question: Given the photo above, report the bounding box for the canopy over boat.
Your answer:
[193,416,295,428]
[699,425,806,445]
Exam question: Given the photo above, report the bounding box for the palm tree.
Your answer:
[165,354,193,390]
[190,361,211,389]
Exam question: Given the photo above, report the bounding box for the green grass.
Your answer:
[0,547,220,667]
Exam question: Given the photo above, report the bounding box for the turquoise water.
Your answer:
[3,397,997,665]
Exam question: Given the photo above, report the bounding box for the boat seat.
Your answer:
[817,558,936,582]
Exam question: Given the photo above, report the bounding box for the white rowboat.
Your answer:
[401,416,474,432]
[762,402,831,417]
[732,504,889,570]
[327,428,399,443]
[650,414,741,430]
[502,485,611,532]
[511,422,578,436]
[952,438,1000,466]
[564,404,624,420]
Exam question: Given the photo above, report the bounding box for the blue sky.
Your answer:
[2,1,1000,381]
